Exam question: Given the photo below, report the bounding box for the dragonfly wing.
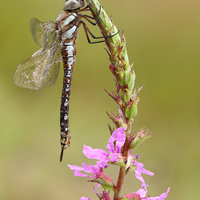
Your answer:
[30,18,57,47]
[14,45,62,90]
[45,46,62,87]
[14,49,44,90]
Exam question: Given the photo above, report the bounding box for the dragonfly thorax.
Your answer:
[56,12,78,41]
[63,0,85,11]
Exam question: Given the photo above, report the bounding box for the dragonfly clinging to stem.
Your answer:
[14,0,118,162]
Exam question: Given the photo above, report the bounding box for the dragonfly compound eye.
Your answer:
[63,0,84,11]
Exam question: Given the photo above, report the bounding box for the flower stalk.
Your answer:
[87,0,140,132]
[87,0,139,198]
[68,1,170,200]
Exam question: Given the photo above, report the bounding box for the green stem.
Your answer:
[114,166,126,200]
[87,1,136,199]
[114,138,129,200]
[87,0,129,62]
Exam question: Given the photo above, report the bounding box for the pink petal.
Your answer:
[68,164,88,177]
[107,127,126,153]
[136,188,147,197]
[80,197,91,200]
[68,164,83,171]
[134,161,154,189]
[145,187,170,200]
[83,145,109,161]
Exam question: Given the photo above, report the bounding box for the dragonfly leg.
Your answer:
[80,5,101,26]
[80,20,119,44]
[85,0,101,25]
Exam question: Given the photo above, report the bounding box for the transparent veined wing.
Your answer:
[30,18,57,47]
[44,46,62,87]
[14,42,62,90]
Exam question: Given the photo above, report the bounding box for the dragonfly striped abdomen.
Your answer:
[56,10,81,161]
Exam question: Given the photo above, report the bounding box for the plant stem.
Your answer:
[87,1,137,199]
[114,166,126,200]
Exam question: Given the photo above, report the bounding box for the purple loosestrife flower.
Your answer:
[83,127,126,166]
[68,162,101,178]
[122,160,170,200]
[133,161,154,190]
[68,162,115,189]
[121,187,170,200]
[83,145,109,168]
[137,187,170,200]
[94,184,111,200]
[68,128,127,190]
[106,127,126,154]
[68,127,168,199]
[80,197,91,200]
[81,186,170,200]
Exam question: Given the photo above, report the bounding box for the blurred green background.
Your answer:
[0,0,200,199]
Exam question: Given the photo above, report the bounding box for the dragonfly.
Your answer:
[14,0,118,162]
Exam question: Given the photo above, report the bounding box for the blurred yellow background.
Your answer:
[0,0,200,199]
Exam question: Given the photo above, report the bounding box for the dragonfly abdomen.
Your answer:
[60,41,77,161]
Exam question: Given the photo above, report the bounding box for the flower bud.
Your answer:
[121,193,141,200]
[130,128,151,149]
[127,67,136,92]
[123,89,131,103]
[106,111,126,127]
[91,171,115,190]
[125,102,137,119]
[95,190,111,200]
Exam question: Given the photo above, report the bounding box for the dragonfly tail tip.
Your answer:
[60,147,64,162]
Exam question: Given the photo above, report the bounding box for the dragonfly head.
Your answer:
[63,0,85,11]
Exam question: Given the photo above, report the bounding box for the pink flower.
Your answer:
[136,187,170,200]
[133,161,154,190]
[68,163,115,189]
[68,127,170,200]
[83,145,109,168]
[80,197,90,200]
[123,193,141,200]
[68,163,101,178]
[123,187,170,200]
[83,127,126,165]
[94,184,111,200]
[106,127,126,154]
